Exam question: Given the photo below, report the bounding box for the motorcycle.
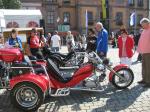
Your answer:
[41,46,85,67]
[0,47,134,111]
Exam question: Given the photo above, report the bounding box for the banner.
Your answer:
[102,0,106,19]
[130,12,136,26]
[85,9,88,35]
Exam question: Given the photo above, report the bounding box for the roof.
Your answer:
[3,27,43,32]
[0,9,42,16]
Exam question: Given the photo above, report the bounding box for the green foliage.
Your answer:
[0,0,21,9]
[0,0,4,8]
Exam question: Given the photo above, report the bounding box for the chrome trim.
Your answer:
[70,87,103,92]
[50,88,70,96]
[59,66,79,70]
[11,67,33,69]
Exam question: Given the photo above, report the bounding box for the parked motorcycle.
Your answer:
[0,47,134,111]
[41,46,85,67]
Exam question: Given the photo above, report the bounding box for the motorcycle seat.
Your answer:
[47,58,72,83]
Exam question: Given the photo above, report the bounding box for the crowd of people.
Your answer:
[0,17,150,87]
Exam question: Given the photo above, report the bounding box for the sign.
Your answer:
[18,34,27,42]
[58,25,70,32]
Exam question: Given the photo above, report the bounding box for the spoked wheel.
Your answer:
[112,68,134,89]
[10,82,45,111]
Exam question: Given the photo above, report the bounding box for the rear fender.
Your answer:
[10,73,49,92]
[109,64,129,82]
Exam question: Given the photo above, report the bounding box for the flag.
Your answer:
[64,17,68,23]
[102,0,106,19]
[85,9,88,28]
[85,9,88,35]
[130,12,136,26]
[57,17,60,23]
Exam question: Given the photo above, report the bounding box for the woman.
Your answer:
[8,29,22,49]
[86,29,97,52]
[118,29,134,66]
[66,31,75,52]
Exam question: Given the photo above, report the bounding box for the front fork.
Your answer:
[107,64,129,82]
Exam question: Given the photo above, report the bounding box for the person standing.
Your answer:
[8,29,22,49]
[86,29,97,52]
[118,29,134,66]
[46,32,52,47]
[66,31,75,52]
[51,31,61,52]
[136,29,143,62]
[95,22,108,58]
[0,34,4,48]
[137,18,150,87]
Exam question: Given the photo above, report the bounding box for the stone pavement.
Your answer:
[0,47,150,112]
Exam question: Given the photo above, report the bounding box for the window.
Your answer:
[116,12,123,25]
[116,0,124,4]
[63,12,70,25]
[63,0,70,4]
[47,11,55,24]
[46,0,57,2]
[137,14,143,25]
[88,12,93,25]
[128,0,134,6]
[137,0,143,7]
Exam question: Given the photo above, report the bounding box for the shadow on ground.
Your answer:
[0,84,147,112]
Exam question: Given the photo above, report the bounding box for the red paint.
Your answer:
[10,73,49,92]
[109,64,128,81]
[48,64,93,88]
[0,48,23,62]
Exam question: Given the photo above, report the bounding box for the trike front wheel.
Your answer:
[112,68,134,89]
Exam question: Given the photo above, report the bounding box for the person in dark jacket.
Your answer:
[86,29,97,52]
[8,29,22,49]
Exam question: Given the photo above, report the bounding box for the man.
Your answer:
[137,18,150,87]
[95,22,108,58]
[51,31,61,52]
[8,29,22,49]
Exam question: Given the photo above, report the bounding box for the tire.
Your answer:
[112,68,134,89]
[10,82,45,111]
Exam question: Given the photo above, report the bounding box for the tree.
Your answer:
[0,0,4,8]
[1,0,21,9]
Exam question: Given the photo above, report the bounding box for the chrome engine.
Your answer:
[83,74,99,88]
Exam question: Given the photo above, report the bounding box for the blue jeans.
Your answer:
[52,47,59,52]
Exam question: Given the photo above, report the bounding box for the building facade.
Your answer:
[21,0,149,34]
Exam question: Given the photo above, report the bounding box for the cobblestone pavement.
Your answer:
[0,47,150,112]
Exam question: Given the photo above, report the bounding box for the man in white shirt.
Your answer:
[51,31,61,52]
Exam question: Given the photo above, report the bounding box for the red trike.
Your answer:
[0,48,134,111]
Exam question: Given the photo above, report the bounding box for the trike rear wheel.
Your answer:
[10,82,45,111]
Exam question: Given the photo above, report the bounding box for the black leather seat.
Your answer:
[47,58,72,83]
[43,46,75,61]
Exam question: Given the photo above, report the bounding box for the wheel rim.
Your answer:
[16,86,38,108]
[114,69,133,87]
